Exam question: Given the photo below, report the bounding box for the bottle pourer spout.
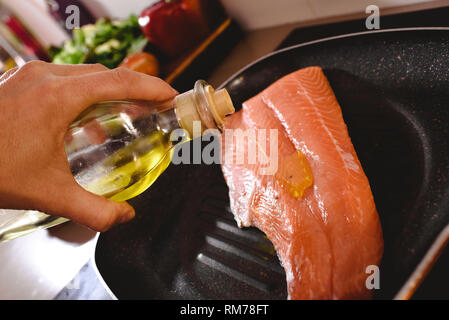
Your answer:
[204,85,235,128]
[174,81,235,138]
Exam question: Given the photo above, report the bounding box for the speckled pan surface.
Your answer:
[95,28,449,299]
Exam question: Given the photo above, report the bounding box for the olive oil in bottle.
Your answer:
[67,101,180,202]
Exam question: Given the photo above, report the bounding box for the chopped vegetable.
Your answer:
[51,15,148,69]
[119,52,159,76]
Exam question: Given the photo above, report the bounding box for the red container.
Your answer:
[139,0,214,58]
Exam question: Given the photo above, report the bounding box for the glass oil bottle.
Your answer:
[0,80,235,242]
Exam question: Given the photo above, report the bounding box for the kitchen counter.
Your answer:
[1,1,447,300]
[0,219,97,299]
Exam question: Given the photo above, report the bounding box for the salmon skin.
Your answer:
[221,66,383,299]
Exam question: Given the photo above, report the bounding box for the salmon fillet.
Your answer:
[221,66,383,299]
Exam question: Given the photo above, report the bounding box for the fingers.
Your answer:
[16,60,108,76]
[48,63,109,76]
[8,61,178,123]
[65,189,136,232]
[37,177,136,232]
[0,67,19,83]
[7,61,108,87]
[60,67,178,119]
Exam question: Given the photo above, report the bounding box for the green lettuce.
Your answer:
[51,14,147,69]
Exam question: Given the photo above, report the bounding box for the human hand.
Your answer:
[0,61,177,232]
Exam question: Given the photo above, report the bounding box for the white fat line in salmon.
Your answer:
[169,120,279,175]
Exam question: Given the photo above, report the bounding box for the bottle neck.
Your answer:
[156,107,183,135]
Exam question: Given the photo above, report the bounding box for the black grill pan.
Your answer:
[94,28,449,299]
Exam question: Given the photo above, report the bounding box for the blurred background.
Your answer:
[0,0,444,77]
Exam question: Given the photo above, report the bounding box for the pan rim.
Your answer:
[218,26,449,91]
[217,26,449,300]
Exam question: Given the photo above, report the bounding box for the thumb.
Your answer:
[40,179,136,232]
